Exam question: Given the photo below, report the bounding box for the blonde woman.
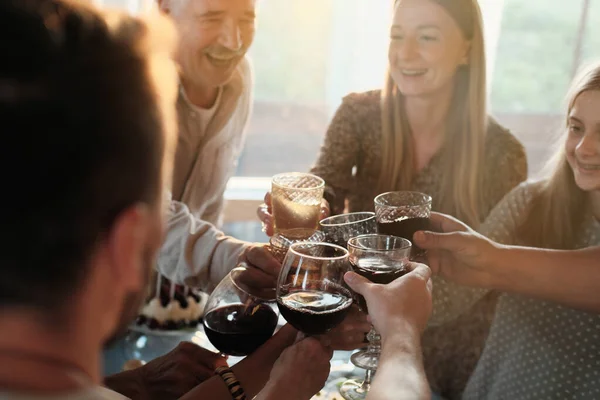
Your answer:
[259,0,526,395]
[309,0,526,396]
[413,62,600,399]
[310,0,525,222]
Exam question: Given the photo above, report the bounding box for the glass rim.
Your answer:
[229,265,277,301]
[319,211,376,227]
[271,172,325,191]
[288,241,349,261]
[374,191,432,208]
[269,228,326,247]
[347,234,412,252]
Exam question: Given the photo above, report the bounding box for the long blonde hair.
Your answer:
[517,63,600,249]
[378,0,487,228]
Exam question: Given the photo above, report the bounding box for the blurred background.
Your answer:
[98,0,599,218]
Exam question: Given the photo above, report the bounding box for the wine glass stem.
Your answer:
[366,326,381,353]
[364,369,374,385]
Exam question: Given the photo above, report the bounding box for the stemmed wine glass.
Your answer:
[276,242,353,335]
[319,212,377,248]
[339,234,412,400]
[203,266,279,357]
[319,212,378,372]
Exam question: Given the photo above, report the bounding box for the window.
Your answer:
[94,0,595,192]
[491,0,593,175]
[237,0,505,178]
[238,0,594,180]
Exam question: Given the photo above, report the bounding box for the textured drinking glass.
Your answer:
[276,242,353,335]
[268,228,326,263]
[319,212,377,248]
[339,234,412,400]
[271,173,325,235]
[374,191,432,257]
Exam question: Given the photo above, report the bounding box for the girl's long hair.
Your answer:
[516,63,600,249]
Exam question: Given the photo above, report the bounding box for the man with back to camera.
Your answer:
[0,1,334,399]
[100,1,341,395]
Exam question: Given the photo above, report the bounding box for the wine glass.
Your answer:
[319,212,377,248]
[319,212,378,372]
[276,242,353,335]
[203,266,279,357]
[374,191,431,258]
[339,234,412,400]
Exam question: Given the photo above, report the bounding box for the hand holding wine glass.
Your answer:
[344,263,433,400]
[258,337,334,400]
[412,212,500,288]
[344,262,433,337]
[238,244,282,289]
[316,305,371,351]
[339,234,412,400]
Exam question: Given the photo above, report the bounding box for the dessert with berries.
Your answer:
[135,273,207,331]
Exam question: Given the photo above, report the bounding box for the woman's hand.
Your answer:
[412,212,503,289]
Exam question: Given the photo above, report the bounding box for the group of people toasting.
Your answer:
[0,0,598,399]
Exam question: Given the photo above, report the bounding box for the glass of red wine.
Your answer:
[339,234,412,400]
[203,266,279,357]
[374,191,431,259]
[276,242,353,335]
[319,212,377,248]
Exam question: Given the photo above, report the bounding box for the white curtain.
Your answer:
[480,0,506,90]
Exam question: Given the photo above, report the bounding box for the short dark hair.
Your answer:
[0,0,165,311]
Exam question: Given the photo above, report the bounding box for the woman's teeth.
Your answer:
[578,162,600,171]
[208,54,236,61]
[401,69,427,76]
[206,53,237,66]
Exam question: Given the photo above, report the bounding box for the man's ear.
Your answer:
[106,204,153,293]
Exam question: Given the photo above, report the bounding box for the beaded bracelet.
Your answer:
[215,366,247,400]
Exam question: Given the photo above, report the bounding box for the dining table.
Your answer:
[103,221,367,399]
[118,320,363,400]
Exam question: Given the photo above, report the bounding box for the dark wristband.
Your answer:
[215,366,247,400]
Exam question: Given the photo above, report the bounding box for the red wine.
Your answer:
[352,258,408,284]
[277,289,353,335]
[351,258,408,312]
[204,304,278,356]
[377,217,430,255]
